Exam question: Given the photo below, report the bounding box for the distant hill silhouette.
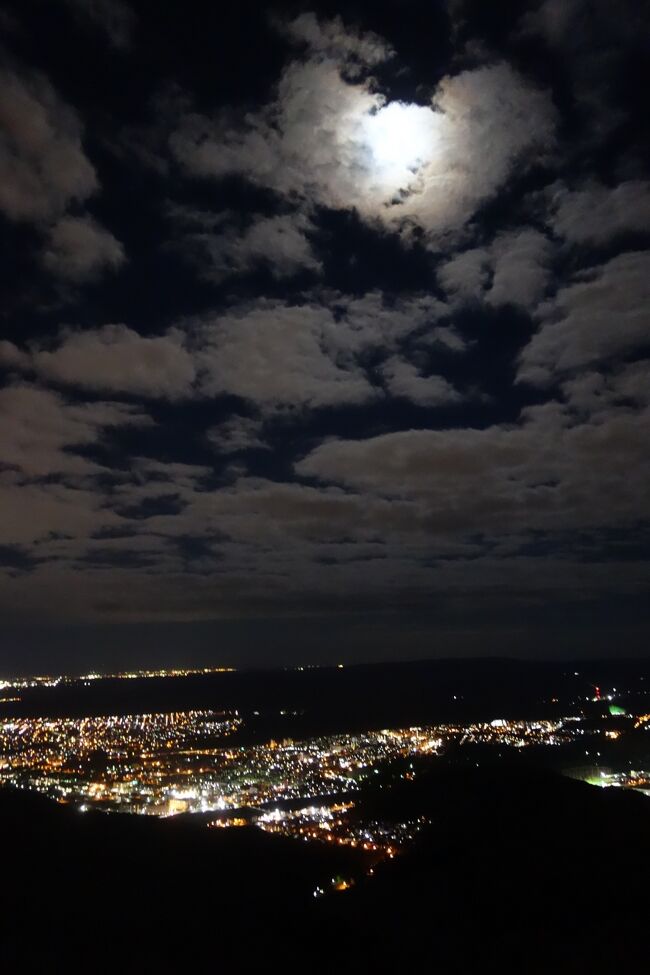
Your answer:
[6,658,650,742]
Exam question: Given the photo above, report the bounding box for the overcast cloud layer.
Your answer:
[0,1,648,671]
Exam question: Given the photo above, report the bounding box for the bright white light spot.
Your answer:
[364,101,437,190]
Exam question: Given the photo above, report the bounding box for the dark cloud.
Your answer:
[518,0,650,138]
[546,180,650,246]
[42,215,125,281]
[518,251,650,385]
[379,356,463,407]
[62,0,135,50]
[0,382,152,478]
[1,325,195,399]
[0,66,97,222]
[207,415,269,454]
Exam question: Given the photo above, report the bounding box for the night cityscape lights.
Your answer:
[1,711,590,819]
[254,802,430,860]
[0,710,242,815]
[0,666,235,692]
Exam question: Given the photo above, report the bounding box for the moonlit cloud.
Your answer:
[439,229,552,309]
[196,303,376,410]
[279,12,393,70]
[1,291,451,410]
[170,206,322,281]
[295,401,650,537]
[172,41,556,242]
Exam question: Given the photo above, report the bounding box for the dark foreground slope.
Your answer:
[2,765,649,973]
[0,786,362,970]
[323,761,650,974]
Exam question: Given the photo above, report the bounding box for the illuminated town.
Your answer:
[2,663,649,877]
[0,709,611,816]
[0,665,235,695]
[0,706,584,870]
[254,803,430,862]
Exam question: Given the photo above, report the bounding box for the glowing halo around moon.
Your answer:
[362,100,439,194]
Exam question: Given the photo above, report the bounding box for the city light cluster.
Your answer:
[256,802,429,858]
[0,666,235,692]
[0,710,241,814]
[0,713,584,817]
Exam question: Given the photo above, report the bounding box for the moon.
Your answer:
[363,101,438,193]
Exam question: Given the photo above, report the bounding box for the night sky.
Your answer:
[1,0,649,674]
